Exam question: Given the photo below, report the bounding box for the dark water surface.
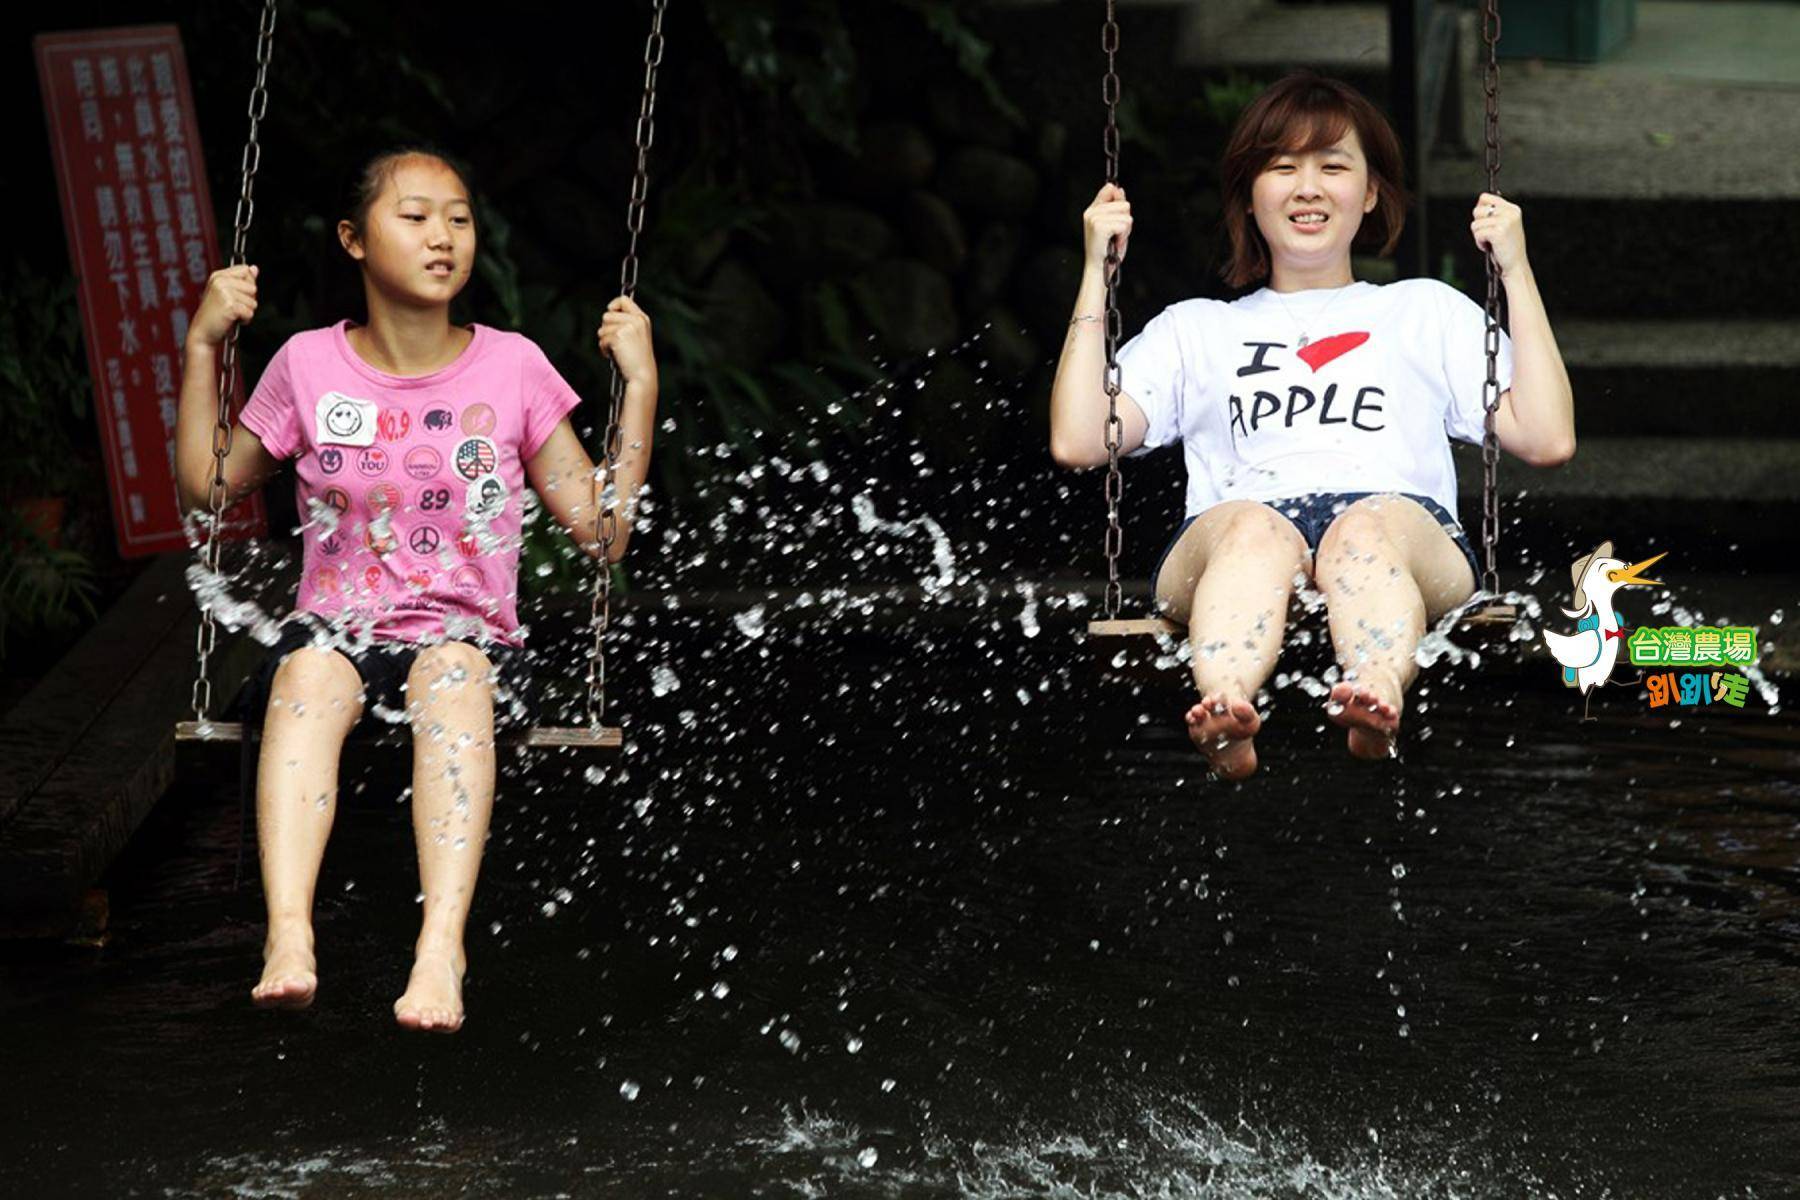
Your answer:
[4,607,1797,1198]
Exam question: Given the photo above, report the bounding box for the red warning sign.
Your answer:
[36,25,266,557]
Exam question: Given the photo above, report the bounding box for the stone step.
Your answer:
[1450,436,1800,566]
[1457,437,1800,503]
[1175,0,1389,79]
[1423,191,1799,319]
[1554,318,1800,436]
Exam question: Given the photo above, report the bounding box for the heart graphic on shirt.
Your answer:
[1296,331,1370,372]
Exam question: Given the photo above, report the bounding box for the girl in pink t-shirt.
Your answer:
[174,149,658,1033]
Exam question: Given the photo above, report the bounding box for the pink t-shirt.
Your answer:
[241,320,583,646]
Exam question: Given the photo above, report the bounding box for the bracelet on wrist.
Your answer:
[1069,314,1103,326]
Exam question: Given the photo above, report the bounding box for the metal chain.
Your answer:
[1479,0,1504,599]
[192,0,277,723]
[586,0,667,727]
[1100,0,1125,620]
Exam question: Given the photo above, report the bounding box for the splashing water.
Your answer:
[734,605,767,640]
[850,493,956,596]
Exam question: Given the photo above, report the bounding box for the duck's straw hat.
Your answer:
[1569,540,1613,608]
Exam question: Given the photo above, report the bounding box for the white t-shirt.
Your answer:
[1116,278,1514,519]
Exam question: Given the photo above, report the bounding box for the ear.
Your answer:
[1364,183,1378,214]
[337,219,365,261]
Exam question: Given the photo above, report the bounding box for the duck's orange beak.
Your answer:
[1607,552,1666,589]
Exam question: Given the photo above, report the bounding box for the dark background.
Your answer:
[6,0,1272,675]
[9,0,1787,680]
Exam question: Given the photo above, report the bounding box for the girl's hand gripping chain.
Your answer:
[189,264,260,351]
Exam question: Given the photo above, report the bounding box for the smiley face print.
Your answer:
[314,392,378,447]
[324,401,362,437]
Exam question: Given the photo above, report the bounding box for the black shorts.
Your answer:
[240,617,538,731]
[1151,491,1482,594]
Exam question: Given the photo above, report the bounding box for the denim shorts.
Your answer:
[240,616,538,730]
[1150,492,1480,594]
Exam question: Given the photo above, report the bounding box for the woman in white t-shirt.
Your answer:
[1049,71,1574,778]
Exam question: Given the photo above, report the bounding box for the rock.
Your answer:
[1013,246,1084,338]
[925,73,1017,150]
[971,306,1042,379]
[904,357,999,463]
[756,202,898,288]
[701,258,785,367]
[965,222,1024,312]
[528,177,610,262]
[937,147,1040,221]
[854,121,938,194]
[851,258,958,357]
[801,203,899,273]
[898,190,968,275]
[682,226,732,282]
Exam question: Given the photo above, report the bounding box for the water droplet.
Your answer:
[620,1080,640,1101]
[857,1146,878,1168]
[734,605,766,640]
[846,1036,863,1054]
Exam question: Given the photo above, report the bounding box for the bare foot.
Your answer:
[1184,692,1262,780]
[394,947,466,1034]
[1326,680,1401,760]
[252,929,317,1010]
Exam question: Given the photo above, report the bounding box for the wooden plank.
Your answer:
[0,579,264,936]
[1088,617,1182,639]
[0,603,200,929]
[0,554,191,832]
[1457,602,1518,628]
[522,725,623,750]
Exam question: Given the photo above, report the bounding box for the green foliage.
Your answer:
[700,0,1021,151]
[900,0,1024,128]
[704,0,862,150]
[0,515,100,655]
[1437,248,1468,293]
[0,268,105,650]
[1198,72,1271,128]
[0,262,92,495]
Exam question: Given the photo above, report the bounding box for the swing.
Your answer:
[1085,0,1517,642]
[173,0,671,751]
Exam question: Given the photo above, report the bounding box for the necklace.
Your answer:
[1270,282,1357,348]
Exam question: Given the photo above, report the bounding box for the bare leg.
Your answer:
[1313,496,1476,759]
[393,642,498,1033]
[251,646,364,1008]
[1155,502,1312,779]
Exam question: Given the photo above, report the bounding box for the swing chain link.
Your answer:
[1100,0,1125,621]
[1479,0,1504,601]
[586,0,667,728]
[193,0,278,723]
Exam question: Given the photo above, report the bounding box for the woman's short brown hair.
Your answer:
[1218,71,1409,289]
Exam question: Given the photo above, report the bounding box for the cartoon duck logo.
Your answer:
[1541,540,1665,719]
